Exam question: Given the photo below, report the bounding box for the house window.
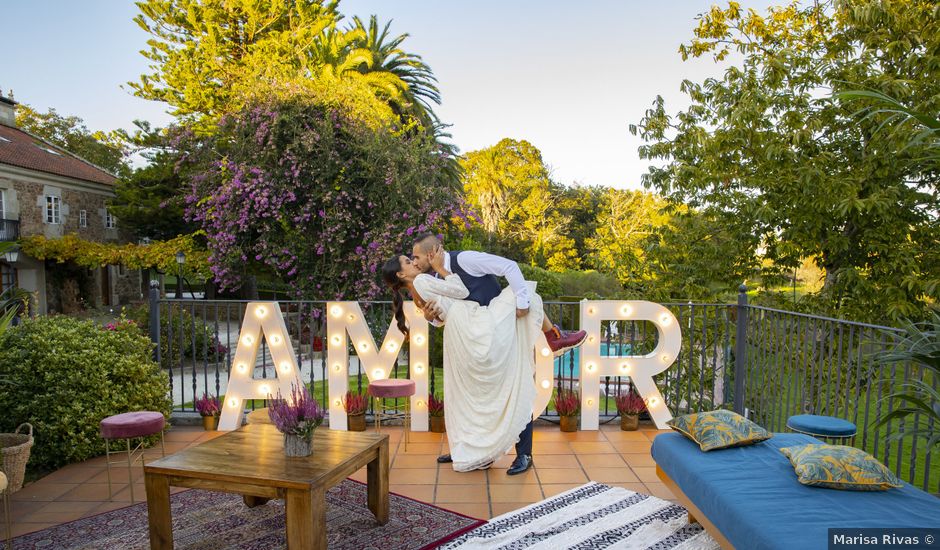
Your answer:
[1,264,15,295]
[105,211,116,229]
[79,210,87,228]
[45,195,61,224]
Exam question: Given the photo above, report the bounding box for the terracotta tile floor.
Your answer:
[9,421,673,537]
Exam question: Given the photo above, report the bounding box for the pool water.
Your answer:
[554,342,633,378]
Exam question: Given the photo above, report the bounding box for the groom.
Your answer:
[411,233,587,475]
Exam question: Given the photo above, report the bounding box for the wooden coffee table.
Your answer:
[144,423,389,549]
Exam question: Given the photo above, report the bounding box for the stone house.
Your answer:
[0,93,141,314]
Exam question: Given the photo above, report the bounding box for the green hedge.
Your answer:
[519,264,562,300]
[128,304,226,367]
[0,316,171,472]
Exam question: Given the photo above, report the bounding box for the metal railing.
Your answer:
[148,284,936,491]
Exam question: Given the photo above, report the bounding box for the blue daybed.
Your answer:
[651,432,940,550]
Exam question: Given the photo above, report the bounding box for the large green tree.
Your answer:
[460,138,578,270]
[631,0,940,321]
[15,105,129,176]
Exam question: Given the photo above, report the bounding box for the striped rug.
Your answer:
[441,482,719,550]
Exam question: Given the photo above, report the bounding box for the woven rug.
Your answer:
[13,479,484,550]
[441,482,719,549]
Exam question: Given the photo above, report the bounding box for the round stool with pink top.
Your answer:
[99,411,166,502]
[369,379,416,452]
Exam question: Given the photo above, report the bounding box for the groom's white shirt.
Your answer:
[424,250,530,327]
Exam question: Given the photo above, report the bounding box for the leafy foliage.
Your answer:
[631,0,940,321]
[342,390,369,415]
[14,104,129,176]
[127,304,225,367]
[0,316,170,471]
[180,96,465,299]
[554,388,580,417]
[873,311,940,450]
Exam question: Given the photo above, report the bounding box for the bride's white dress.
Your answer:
[413,273,542,472]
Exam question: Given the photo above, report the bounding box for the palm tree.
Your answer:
[348,15,441,125]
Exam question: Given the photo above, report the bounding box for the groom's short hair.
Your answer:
[413,232,439,253]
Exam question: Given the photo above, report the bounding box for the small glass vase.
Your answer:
[284,433,314,457]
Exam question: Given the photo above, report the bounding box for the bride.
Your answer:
[382,246,540,472]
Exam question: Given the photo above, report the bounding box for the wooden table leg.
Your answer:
[144,473,173,550]
[242,495,271,508]
[367,439,389,525]
[286,487,326,550]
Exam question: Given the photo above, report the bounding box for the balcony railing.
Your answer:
[149,288,935,492]
[0,218,19,240]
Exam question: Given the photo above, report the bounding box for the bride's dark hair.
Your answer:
[381,256,410,340]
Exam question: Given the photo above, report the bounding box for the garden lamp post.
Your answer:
[3,247,19,263]
[175,251,185,299]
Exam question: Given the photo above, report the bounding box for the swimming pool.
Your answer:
[554,342,633,378]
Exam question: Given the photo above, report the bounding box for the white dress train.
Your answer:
[412,274,542,472]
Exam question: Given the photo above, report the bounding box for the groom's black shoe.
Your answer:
[437,454,453,464]
[507,454,533,476]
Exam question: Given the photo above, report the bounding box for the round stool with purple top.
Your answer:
[369,379,416,452]
[100,411,166,503]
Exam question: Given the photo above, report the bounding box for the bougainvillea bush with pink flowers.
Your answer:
[180,96,472,301]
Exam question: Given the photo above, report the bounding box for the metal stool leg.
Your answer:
[161,431,166,456]
[126,438,135,503]
[105,438,113,500]
[403,396,410,453]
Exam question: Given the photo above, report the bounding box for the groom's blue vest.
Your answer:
[449,251,502,306]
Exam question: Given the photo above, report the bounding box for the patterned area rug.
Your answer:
[13,480,484,550]
[442,482,719,549]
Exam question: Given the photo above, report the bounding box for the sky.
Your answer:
[0,0,778,189]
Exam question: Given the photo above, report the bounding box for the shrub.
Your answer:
[127,304,226,367]
[557,270,624,299]
[519,264,562,300]
[195,392,221,417]
[0,316,171,472]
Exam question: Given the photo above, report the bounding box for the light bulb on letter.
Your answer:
[255,306,266,318]
[270,334,282,345]
[661,354,670,363]
[588,307,596,315]
[331,334,342,346]
[413,334,425,345]
[237,363,247,373]
[586,362,596,373]
[242,335,254,346]
[280,362,291,373]
[259,384,270,396]
[620,304,632,316]
[330,305,342,317]
[415,364,424,374]
[386,342,397,352]
[541,347,551,357]
[587,399,595,406]
[620,363,631,374]
[333,363,342,372]
[372,369,384,379]
[660,313,672,326]
[648,396,660,407]
[359,342,369,352]
[541,379,551,389]
[229,399,239,408]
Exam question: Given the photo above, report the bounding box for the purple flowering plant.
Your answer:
[194,392,221,417]
[179,97,472,301]
[267,384,325,440]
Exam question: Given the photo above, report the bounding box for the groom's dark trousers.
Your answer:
[448,251,535,458]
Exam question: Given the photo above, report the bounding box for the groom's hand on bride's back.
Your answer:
[516,307,529,318]
[422,301,444,323]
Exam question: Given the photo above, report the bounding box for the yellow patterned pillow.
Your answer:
[667,409,771,451]
[780,444,902,491]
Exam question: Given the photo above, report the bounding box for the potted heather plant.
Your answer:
[194,392,221,431]
[344,390,369,432]
[555,388,580,432]
[268,384,325,457]
[616,390,646,431]
[428,394,445,433]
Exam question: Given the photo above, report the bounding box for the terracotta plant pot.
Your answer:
[429,415,446,433]
[284,433,313,457]
[620,414,639,431]
[201,415,218,431]
[559,415,579,432]
[347,413,366,432]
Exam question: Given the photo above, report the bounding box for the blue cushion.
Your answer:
[786,414,857,437]
[652,432,940,550]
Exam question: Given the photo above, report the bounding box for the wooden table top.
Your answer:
[144,424,388,490]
